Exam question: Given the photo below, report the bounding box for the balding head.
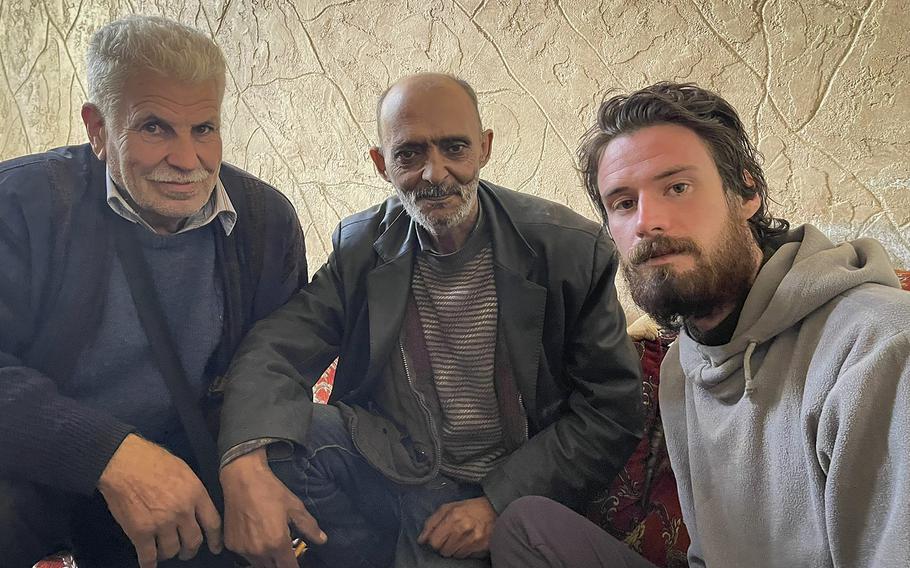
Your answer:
[376,73,482,146]
[368,73,493,253]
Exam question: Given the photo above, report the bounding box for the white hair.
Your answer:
[86,15,226,122]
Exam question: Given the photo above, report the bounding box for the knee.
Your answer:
[0,477,68,562]
[491,496,561,557]
[0,477,43,531]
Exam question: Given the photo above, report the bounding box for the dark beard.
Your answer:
[621,218,758,331]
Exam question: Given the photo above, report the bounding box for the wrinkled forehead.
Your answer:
[115,72,224,126]
[378,79,481,145]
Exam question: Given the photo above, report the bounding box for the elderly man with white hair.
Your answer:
[0,15,306,567]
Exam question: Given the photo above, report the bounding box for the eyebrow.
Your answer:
[128,112,166,126]
[602,165,697,198]
[128,112,219,128]
[391,135,471,150]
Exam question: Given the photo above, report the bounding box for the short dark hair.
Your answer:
[578,82,789,246]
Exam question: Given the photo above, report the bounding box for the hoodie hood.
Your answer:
[678,224,901,395]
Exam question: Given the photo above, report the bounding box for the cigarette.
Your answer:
[291,538,307,558]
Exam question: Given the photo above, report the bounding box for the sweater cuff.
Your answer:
[58,415,135,495]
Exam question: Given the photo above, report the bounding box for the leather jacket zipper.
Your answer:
[400,342,441,478]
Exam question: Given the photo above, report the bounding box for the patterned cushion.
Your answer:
[587,333,690,567]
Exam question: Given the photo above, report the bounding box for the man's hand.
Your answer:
[417,496,497,558]
[220,447,327,568]
[97,434,222,568]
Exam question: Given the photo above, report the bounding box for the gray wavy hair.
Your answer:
[86,15,226,122]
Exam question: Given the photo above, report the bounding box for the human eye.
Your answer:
[607,197,636,213]
[669,182,690,195]
[139,120,163,134]
[394,148,419,164]
[446,142,468,154]
[193,123,218,136]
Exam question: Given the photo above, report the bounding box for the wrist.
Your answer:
[222,446,269,477]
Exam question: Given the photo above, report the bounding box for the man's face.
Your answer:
[370,80,492,236]
[84,72,223,233]
[597,123,761,327]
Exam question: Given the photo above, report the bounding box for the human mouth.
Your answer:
[641,252,686,265]
[630,238,697,267]
[415,189,456,200]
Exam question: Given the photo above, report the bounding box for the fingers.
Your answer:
[156,525,182,560]
[289,503,328,546]
[196,495,224,554]
[418,500,492,558]
[176,516,204,561]
[418,503,450,544]
[272,544,302,568]
[241,534,298,568]
[133,532,159,568]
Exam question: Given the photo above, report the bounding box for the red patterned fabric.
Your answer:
[897,269,909,291]
[313,359,336,404]
[34,555,71,568]
[587,333,689,568]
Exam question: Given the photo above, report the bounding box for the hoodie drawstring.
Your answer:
[743,341,758,396]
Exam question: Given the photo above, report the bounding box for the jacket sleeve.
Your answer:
[819,330,910,567]
[0,165,134,495]
[482,230,644,511]
[218,224,345,456]
[250,188,309,320]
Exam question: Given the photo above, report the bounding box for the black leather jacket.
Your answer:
[219,181,643,511]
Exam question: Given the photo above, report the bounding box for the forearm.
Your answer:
[0,366,135,493]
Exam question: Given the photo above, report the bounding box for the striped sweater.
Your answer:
[413,227,505,482]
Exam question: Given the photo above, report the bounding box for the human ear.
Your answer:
[739,170,761,220]
[478,129,494,168]
[369,147,390,182]
[81,104,107,160]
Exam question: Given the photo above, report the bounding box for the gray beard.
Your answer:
[397,178,479,236]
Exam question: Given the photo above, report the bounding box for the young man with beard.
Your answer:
[216,73,644,568]
[489,82,910,568]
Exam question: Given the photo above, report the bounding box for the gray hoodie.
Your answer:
[660,224,910,568]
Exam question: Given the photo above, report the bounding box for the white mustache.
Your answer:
[146,165,212,184]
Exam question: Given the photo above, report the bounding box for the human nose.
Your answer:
[166,132,203,171]
[634,193,670,237]
[421,148,449,185]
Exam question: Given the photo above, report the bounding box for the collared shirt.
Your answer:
[105,167,237,235]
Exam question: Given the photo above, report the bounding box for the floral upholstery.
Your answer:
[587,332,689,568]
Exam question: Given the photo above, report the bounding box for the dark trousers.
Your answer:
[0,477,231,568]
[270,403,492,568]
[490,496,658,568]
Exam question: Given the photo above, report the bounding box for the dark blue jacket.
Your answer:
[0,144,306,495]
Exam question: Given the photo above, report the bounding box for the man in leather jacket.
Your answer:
[218,73,643,568]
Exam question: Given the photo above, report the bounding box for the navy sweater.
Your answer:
[0,144,307,494]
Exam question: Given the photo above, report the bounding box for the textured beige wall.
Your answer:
[2,0,908,314]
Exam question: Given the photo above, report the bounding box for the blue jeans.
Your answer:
[270,404,491,568]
